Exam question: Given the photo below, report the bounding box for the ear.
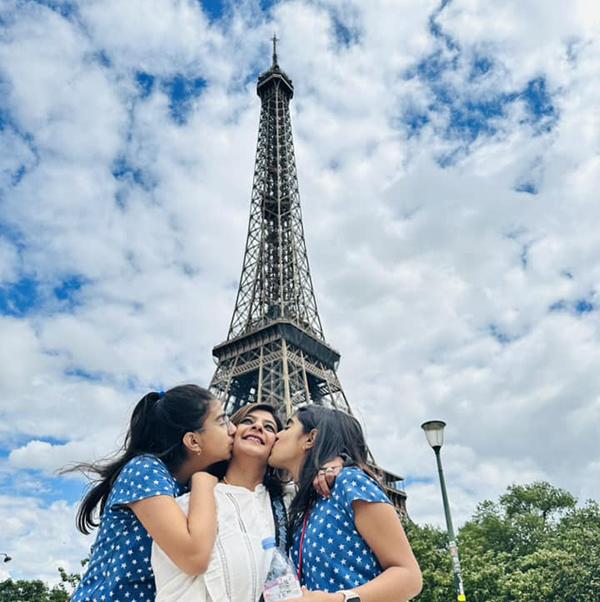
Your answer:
[182,431,203,456]
[303,428,318,451]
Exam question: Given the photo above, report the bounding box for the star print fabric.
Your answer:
[72,454,187,602]
[290,466,391,593]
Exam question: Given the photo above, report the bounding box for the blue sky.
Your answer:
[1,0,600,583]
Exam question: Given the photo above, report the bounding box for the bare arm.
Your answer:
[129,472,218,576]
[350,501,422,602]
[292,501,422,602]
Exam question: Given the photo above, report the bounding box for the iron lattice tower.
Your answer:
[210,39,406,512]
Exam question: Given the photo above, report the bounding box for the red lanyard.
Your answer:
[297,511,310,581]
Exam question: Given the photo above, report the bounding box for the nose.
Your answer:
[228,422,237,436]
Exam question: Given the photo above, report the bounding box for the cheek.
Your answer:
[232,436,244,453]
[265,433,277,451]
[216,428,229,445]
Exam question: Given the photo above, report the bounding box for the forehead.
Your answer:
[207,399,223,416]
[246,409,277,424]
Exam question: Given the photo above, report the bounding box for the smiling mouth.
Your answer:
[243,435,265,445]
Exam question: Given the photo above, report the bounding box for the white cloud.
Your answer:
[0,494,91,584]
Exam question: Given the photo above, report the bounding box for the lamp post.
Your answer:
[421,420,466,602]
[1,553,11,563]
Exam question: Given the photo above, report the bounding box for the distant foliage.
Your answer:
[407,481,600,601]
[0,559,87,602]
[0,579,68,602]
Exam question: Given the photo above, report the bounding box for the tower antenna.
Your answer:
[271,33,279,66]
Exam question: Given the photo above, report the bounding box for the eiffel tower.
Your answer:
[210,38,406,513]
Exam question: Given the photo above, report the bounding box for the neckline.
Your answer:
[220,479,267,494]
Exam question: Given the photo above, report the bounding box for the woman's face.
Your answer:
[268,414,311,474]
[232,409,278,463]
[194,400,236,467]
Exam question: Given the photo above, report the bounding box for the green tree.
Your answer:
[410,482,600,602]
[0,579,68,602]
[500,482,576,521]
[404,520,454,602]
[0,559,87,602]
[57,558,87,597]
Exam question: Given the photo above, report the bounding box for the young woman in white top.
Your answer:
[152,402,291,602]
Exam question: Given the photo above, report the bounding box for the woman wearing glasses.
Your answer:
[70,385,236,602]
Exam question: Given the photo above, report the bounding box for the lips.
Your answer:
[242,434,265,445]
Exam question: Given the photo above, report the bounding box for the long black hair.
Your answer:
[69,384,214,534]
[209,402,285,499]
[287,405,382,543]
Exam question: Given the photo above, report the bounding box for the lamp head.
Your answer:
[421,420,447,450]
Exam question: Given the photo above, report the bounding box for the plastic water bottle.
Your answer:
[262,537,303,601]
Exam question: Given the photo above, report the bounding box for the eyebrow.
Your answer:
[248,414,278,429]
[285,418,293,426]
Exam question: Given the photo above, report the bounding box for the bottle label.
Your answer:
[263,575,303,601]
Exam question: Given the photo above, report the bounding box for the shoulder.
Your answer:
[336,466,378,487]
[108,454,177,508]
[117,454,171,484]
[333,466,390,505]
[121,454,168,474]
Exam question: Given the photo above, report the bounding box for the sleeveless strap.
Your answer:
[270,493,288,553]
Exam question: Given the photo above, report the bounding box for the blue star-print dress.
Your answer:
[290,466,391,592]
[72,454,187,602]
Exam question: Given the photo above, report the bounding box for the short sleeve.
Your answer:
[332,467,391,519]
[109,454,177,510]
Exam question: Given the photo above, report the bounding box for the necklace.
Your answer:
[223,475,264,490]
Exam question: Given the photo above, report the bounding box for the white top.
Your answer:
[152,482,289,602]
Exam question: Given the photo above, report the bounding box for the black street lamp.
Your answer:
[1,553,11,563]
[421,420,466,602]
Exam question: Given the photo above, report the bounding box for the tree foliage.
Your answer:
[0,579,68,602]
[0,560,85,602]
[408,481,600,601]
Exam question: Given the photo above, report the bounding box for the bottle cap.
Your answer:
[262,537,276,550]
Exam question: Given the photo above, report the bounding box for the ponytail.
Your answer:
[66,385,213,534]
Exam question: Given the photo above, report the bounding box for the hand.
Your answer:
[283,586,343,601]
[312,456,344,498]
[191,472,218,487]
